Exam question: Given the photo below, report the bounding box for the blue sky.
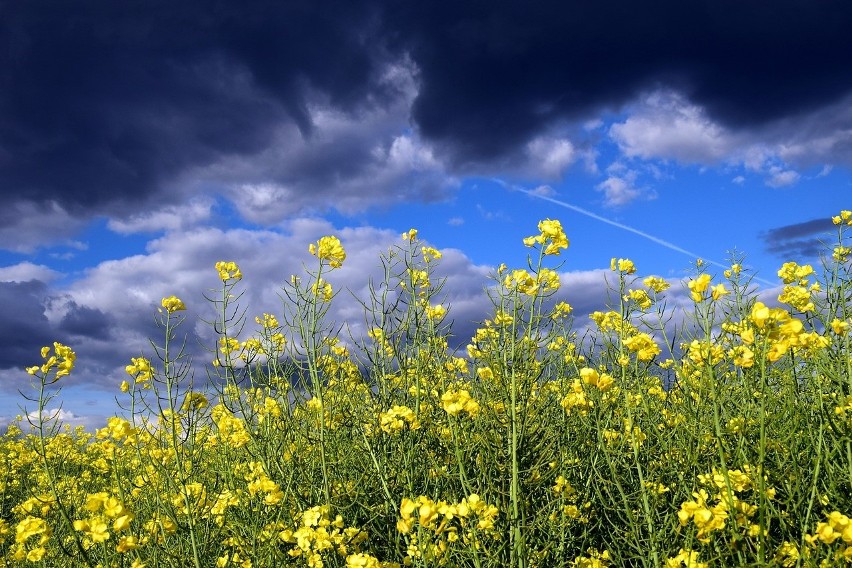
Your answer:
[2,1,851,430]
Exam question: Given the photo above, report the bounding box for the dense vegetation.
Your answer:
[3,213,852,567]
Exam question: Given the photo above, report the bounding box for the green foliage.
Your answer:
[4,214,852,567]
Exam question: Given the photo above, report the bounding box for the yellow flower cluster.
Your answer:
[423,302,447,320]
[211,404,251,448]
[832,210,852,226]
[309,235,346,268]
[396,494,499,564]
[572,548,611,567]
[12,516,50,562]
[73,492,135,551]
[610,257,636,274]
[161,295,186,313]
[503,267,560,295]
[25,342,76,380]
[579,367,615,392]
[311,277,334,301]
[440,389,480,418]
[523,218,569,256]
[125,356,153,383]
[805,511,852,551]
[624,288,653,310]
[678,466,771,544]
[777,261,815,284]
[622,332,662,362]
[215,261,243,282]
[664,548,707,568]
[686,274,728,302]
[560,380,594,415]
[245,462,284,506]
[280,505,371,568]
[643,275,670,293]
[378,405,420,434]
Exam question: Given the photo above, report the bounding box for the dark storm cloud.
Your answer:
[0,282,121,371]
[386,0,852,164]
[57,301,113,341]
[0,281,57,369]
[2,0,851,213]
[0,0,387,214]
[762,217,836,260]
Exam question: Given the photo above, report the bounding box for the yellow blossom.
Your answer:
[309,235,346,268]
[161,295,186,313]
[215,261,242,281]
[687,274,712,302]
[611,258,636,274]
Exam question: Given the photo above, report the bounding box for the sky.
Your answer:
[2,0,851,430]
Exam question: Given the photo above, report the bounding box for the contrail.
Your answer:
[497,180,777,288]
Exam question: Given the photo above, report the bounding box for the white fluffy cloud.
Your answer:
[596,175,641,207]
[608,89,852,188]
[0,262,61,283]
[107,197,216,234]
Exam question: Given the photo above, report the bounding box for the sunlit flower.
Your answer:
[310,235,346,268]
[161,295,186,313]
[215,261,242,282]
[611,258,636,274]
[687,274,712,302]
[643,276,670,293]
[27,342,76,380]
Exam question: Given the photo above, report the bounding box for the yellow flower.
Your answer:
[777,262,814,284]
[622,333,661,361]
[625,289,652,309]
[710,283,729,301]
[441,389,480,417]
[421,245,442,261]
[214,261,242,281]
[309,235,346,268]
[402,228,418,242]
[161,296,186,313]
[15,516,48,543]
[424,303,447,320]
[116,535,139,553]
[28,342,76,380]
[125,356,153,383]
[687,274,712,302]
[831,318,850,335]
[611,258,636,274]
[643,276,670,293]
[26,547,46,562]
[524,218,569,255]
[311,278,334,301]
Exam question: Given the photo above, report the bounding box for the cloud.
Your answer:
[593,162,652,207]
[392,1,852,165]
[21,408,105,432]
[107,197,216,234]
[0,262,61,283]
[608,89,852,187]
[6,221,494,391]
[0,201,88,253]
[610,91,733,163]
[765,167,800,188]
[529,185,556,197]
[761,217,836,260]
[596,176,641,208]
[0,280,59,369]
[525,137,577,179]
[4,1,852,247]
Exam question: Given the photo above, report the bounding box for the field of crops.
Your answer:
[3,213,852,567]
